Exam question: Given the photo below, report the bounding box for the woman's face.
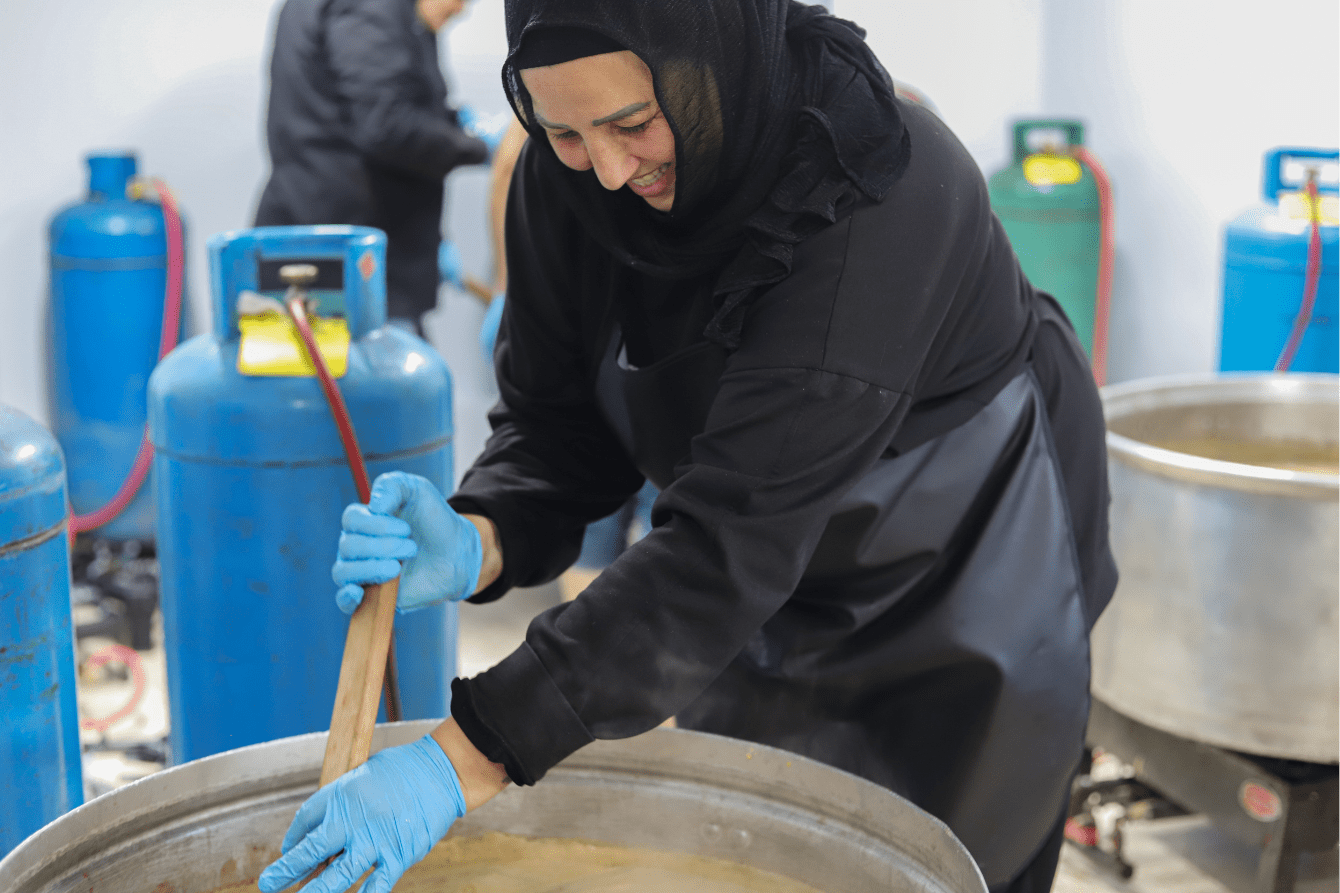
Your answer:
[520,51,677,212]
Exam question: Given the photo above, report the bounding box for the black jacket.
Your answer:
[448,103,1117,887]
[254,0,488,318]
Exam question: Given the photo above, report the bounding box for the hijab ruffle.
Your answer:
[503,0,910,349]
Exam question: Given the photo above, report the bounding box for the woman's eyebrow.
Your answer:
[591,102,651,126]
[534,102,652,131]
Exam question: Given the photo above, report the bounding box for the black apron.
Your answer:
[593,318,1090,889]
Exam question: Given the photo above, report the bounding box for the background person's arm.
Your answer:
[488,119,529,296]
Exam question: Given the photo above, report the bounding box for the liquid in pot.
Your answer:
[210,831,827,893]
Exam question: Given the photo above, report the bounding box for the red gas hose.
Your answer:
[1274,176,1323,373]
[285,294,402,722]
[1064,816,1100,848]
[285,297,371,502]
[1069,146,1113,387]
[69,178,185,536]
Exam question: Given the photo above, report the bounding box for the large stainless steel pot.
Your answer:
[0,722,987,892]
[1092,373,1338,763]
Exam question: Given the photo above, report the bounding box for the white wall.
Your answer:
[844,0,1338,382]
[841,0,1047,177]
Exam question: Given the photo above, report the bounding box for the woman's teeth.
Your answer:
[632,163,670,187]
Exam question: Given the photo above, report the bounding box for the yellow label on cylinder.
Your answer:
[1023,154,1083,187]
[237,315,350,377]
[1280,191,1340,226]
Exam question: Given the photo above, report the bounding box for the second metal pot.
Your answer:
[1093,373,1338,762]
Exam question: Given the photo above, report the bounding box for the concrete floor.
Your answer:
[72,581,1337,893]
[1055,815,1337,893]
[457,580,564,679]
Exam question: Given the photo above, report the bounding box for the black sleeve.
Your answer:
[448,143,647,603]
[451,105,1034,786]
[451,238,915,784]
[324,0,488,178]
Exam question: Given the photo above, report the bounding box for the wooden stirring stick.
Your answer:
[285,577,399,890]
[319,577,399,785]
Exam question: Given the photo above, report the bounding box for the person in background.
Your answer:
[254,0,505,336]
[260,3,1118,893]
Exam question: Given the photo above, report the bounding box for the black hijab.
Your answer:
[502,0,911,348]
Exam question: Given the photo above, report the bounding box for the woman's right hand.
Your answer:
[333,472,484,614]
[257,734,467,893]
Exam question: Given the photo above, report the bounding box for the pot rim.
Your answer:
[1101,372,1338,498]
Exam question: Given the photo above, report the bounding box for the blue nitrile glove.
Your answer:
[457,105,511,156]
[257,735,466,893]
[437,240,463,288]
[333,471,483,614]
[479,293,505,361]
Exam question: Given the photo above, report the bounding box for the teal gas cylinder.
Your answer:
[1219,147,1338,373]
[988,120,1102,357]
[0,406,83,856]
[148,226,457,763]
[48,152,186,541]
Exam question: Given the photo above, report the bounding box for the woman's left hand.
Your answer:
[333,471,484,615]
[257,735,467,893]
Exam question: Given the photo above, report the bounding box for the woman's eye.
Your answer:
[617,120,651,136]
[551,130,581,143]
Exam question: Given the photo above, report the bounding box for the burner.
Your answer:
[1071,699,1338,893]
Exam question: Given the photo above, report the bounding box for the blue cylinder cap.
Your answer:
[50,152,164,261]
[87,152,138,201]
[1224,147,1340,274]
[153,225,449,464]
[208,226,388,339]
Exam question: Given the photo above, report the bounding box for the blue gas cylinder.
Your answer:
[1220,147,1338,372]
[148,226,457,763]
[0,406,83,856]
[48,152,186,541]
